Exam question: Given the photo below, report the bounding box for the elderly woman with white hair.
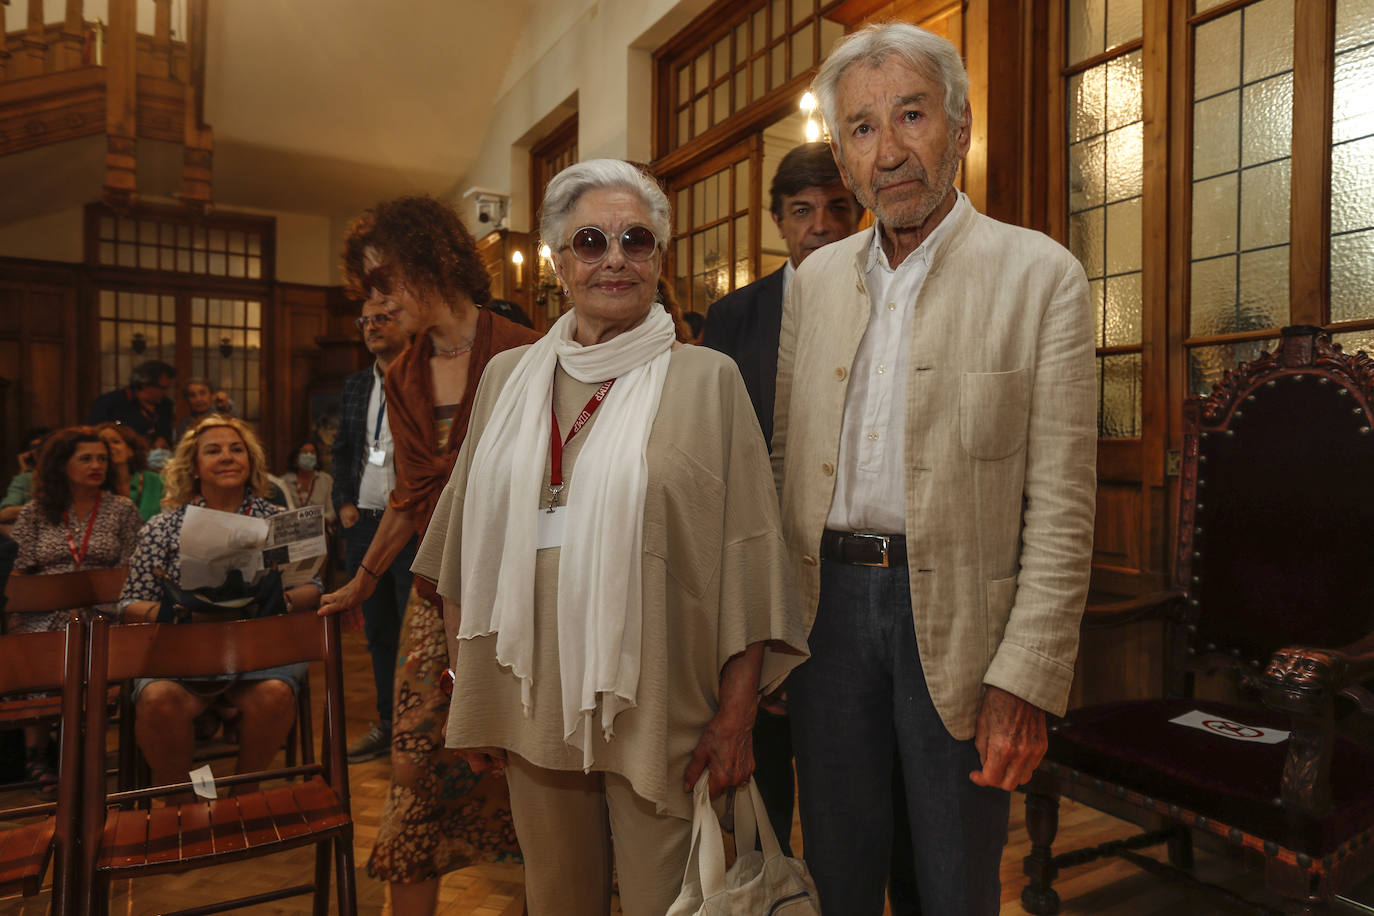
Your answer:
[413,158,808,915]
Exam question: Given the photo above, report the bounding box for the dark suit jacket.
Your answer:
[701,265,786,447]
[88,388,173,443]
[331,365,376,512]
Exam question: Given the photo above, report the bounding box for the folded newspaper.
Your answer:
[179,504,327,591]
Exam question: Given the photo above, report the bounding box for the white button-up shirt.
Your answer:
[357,363,396,511]
[825,192,971,533]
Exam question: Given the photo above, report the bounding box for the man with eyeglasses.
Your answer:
[332,298,417,763]
[88,359,177,444]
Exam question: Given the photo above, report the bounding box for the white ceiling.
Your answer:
[0,0,531,223]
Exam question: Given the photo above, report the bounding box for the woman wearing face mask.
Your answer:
[148,436,174,472]
[280,440,335,526]
[95,422,164,521]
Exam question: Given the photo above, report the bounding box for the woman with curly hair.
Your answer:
[95,421,164,521]
[117,415,322,787]
[318,195,539,915]
[8,425,142,791]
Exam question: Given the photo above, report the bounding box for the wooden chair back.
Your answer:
[0,615,86,912]
[2,568,127,633]
[79,612,353,915]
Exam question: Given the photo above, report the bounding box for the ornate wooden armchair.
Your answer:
[1022,326,1374,914]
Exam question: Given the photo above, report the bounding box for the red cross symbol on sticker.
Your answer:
[1202,719,1263,739]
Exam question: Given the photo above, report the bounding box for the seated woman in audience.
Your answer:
[96,421,164,521]
[280,440,335,525]
[117,416,322,787]
[8,425,142,791]
[415,159,807,915]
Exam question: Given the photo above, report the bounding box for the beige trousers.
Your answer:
[506,753,692,916]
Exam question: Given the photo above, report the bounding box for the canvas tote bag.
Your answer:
[666,773,821,915]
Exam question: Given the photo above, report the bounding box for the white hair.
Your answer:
[813,22,970,144]
[538,159,671,253]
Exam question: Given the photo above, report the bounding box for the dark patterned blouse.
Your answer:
[7,493,143,633]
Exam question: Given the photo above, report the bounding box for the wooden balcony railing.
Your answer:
[0,0,212,210]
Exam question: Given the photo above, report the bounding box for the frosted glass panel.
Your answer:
[1105,198,1142,275]
[1193,90,1239,179]
[1241,74,1293,167]
[1190,256,1237,336]
[1192,173,1238,259]
[1069,0,1106,64]
[1194,13,1241,100]
[1104,273,1142,346]
[1239,159,1290,251]
[1332,44,1374,144]
[1237,248,1289,329]
[1069,135,1106,211]
[1106,0,1142,49]
[1332,135,1374,235]
[1070,209,1105,278]
[1099,353,1142,437]
[1241,0,1293,83]
[1336,0,1374,52]
[1105,52,1143,130]
[1188,340,1272,396]
[1105,123,1143,201]
[1089,279,1106,345]
[1331,230,1374,323]
[1069,68,1106,142]
[1333,329,1374,358]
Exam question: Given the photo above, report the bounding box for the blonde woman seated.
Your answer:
[415,159,809,915]
[117,416,322,787]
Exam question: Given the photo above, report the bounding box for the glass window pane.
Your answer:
[1068,136,1106,212]
[1333,43,1374,144]
[1069,66,1106,142]
[820,17,843,58]
[714,36,730,79]
[1105,122,1143,202]
[1332,135,1374,235]
[735,215,751,288]
[677,66,690,103]
[1237,247,1289,330]
[1105,0,1142,50]
[1099,353,1141,437]
[1336,0,1374,51]
[1068,0,1105,65]
[735,73,747,112]
[1194,12,1241,100]
[1191,173,1239,260]
[694,52,709,94]
[1089,279,1106,346]
[1238,158,1290,251]
[1105,198,1142,275]
[1069,208,1106,279]
[247,300,261,327]
[1241,0,1293,84]
[693,96,708,139]
[792,0,813,26]
[1188,339,1271,396]
[1193,90,1239,179]
[790,23,814,78]
[1241,73,1292,167]
[1332,328,1374,357]
[1190,256,1237,336]
[1105,52,1142,131]
[139,245,156,269]
[771,42,786,90]
[734,24,747,66]
[99,242,115,265]
[771,0,786,38]
[1103,274,1142,348]
[1331,229,1374,322]
[678,108,690,145]
[753,9,766,52]
[735,161,750,212]
[713,83,730,126]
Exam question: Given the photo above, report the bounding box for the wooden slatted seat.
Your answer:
[79,611,356,915]
[0,616,85,911]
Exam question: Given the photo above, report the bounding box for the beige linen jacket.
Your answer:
[772,201,1097,740]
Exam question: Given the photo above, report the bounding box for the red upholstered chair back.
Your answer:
[1175,326,1374,672]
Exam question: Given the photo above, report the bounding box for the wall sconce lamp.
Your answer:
[131,331,147,354]
[511,249,525,291]
[219,336,233,358]
[800,91,821,142]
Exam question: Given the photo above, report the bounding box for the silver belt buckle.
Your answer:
[853,532,890,568]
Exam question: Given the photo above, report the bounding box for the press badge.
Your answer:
[537,505,566,549]
[367,447,387,467]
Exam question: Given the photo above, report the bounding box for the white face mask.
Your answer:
[297,453,318,470]
[147,448,173,470]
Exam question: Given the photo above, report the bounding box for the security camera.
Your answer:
[462,187,509,230]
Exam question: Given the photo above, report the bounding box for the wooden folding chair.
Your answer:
[1,569,127,793]
[79,611,355,916]
[0,615,86,913]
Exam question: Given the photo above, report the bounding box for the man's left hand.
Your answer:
[969,685,1047,790]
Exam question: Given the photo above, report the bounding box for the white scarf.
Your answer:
[459,306,675,768]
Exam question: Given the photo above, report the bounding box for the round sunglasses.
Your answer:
[563,225,659,263]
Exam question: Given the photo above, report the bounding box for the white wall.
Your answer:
[455,0,714,235]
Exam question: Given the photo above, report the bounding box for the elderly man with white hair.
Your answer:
[771,22,1097,914]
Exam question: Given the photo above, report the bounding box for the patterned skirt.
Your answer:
[366,588,522,882]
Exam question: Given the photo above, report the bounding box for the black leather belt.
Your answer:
[358,507,386,521]
[820,530,907,567]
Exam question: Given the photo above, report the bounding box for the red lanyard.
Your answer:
[294,476,315,506]
[63,491,102,568]
[548,378,615,509]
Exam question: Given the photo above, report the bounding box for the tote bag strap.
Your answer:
[685,772,728,897]
[734,777,787,861]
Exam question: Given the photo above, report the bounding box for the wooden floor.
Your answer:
[5,624,1372,915]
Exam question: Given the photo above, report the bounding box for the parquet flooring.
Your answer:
[5,623,1372,914]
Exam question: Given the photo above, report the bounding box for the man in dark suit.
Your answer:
[88,360,176,444]
[701,139,862,854]
[702,141,862,446]
[332,298,417,763]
